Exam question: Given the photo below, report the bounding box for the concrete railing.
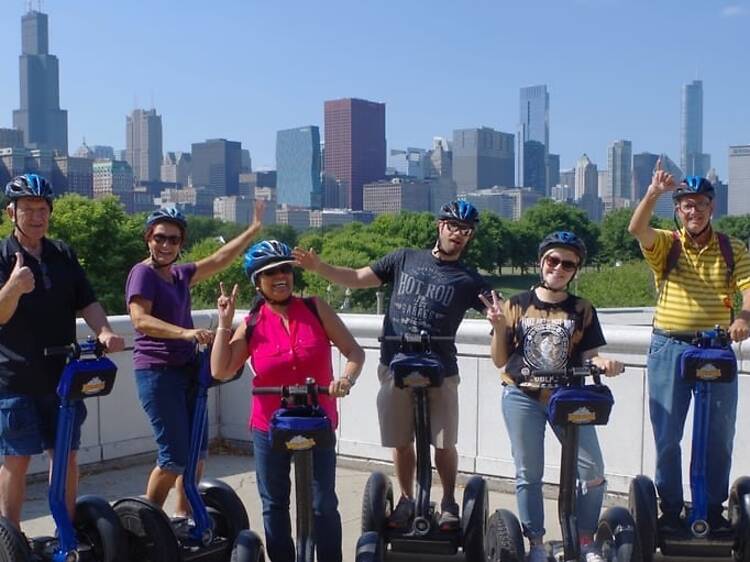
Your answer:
[28,311,750,497]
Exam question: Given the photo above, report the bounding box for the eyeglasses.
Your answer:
[262,263,293,276]
[544,255,579,272]
[443,221,474,237]
[152,233,182,246]
[677,200,711,213]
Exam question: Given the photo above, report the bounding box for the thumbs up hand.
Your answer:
[9,252,34,295]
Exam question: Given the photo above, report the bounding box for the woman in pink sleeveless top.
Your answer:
[211,240,364,562]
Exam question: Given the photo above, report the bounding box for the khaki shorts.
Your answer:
[376,363,459,449]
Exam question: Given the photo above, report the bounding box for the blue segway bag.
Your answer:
[56,356,117,400]
[547,385,614,426]
[270,405,334,452]
[389,352,445,389]
[680,345,737,383]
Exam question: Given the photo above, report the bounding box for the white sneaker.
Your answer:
[527,544,547,562]
[581,545,605,562]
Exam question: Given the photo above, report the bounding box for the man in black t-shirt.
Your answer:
[294,200,489,530]
[0,174,124,529]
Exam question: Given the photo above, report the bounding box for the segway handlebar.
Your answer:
[252,377,330,397]
[44,339,105,360]
[520,362,606,389]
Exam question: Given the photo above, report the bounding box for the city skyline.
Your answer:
[0,1,748,179]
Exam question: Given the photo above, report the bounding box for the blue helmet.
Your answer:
[244,240,295,284]
[437,199,479,226]
[672,176,715,201]
[5,174,54,208]
[145,208,187,230]
[538,231,587,265]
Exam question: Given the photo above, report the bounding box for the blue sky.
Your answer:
[0,0,747,177]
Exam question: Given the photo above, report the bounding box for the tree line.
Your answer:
[3,194,749,314]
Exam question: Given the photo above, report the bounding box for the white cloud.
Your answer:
[721,4,746,16]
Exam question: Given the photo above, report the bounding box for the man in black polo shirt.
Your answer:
[0,174,124,529]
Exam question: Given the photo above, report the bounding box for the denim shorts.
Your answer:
[0,392,87,456]
[135,366,208,474]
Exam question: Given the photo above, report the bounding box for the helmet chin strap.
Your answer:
[148,250,180,270]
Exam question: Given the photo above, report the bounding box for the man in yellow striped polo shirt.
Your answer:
[629,161,750,536]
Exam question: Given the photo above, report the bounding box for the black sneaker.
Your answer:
[388,496,415,528]
[658,512,688,537]
[438,501,460,531]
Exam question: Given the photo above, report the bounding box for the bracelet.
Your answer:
[342,375,357,386]
[216,327,232,333]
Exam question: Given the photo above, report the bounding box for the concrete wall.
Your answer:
[27,311,750,498]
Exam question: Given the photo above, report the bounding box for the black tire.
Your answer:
[113,496,180,562]
[462,475,488,560]
[361,472,393,534]
[0,516,30,562]
[355,531,384,562]
[231,529,266,562]
[628,475,657,562]
[74,495,128,562]
[730,477,750,562]
[199,478,250,545]
[596,506,642,562]
[484,509,525,562]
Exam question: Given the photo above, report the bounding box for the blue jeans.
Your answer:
[135,367,207,474]
[252,429,342,562]
[502,385,606,539]
[0,392,87,455]
[647,333,738,516]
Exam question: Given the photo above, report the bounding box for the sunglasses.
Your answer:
[443,221,474,237]
[152,233,182,246]
[544,255,579,272]
[262,263,294,276]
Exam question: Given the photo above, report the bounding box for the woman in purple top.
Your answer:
[125,201,264,517]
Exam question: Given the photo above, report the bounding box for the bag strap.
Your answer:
[245,297,322,344]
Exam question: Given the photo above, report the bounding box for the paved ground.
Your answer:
[20,453,724,561]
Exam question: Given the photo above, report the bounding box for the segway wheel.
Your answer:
[231,529,266,562]
[199,478,250,545]
[355,531,384,562]
[461,475,488,560]
[628,475,657,562]
[361,472,393,533]
[75,495,127,562]
[596,506,642,562]
[113,496,180,561]
[484,509,525,562]
[0,516,30,562]
[730,477,750,562]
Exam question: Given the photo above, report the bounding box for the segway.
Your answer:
[113,347,258,561]
[0,338,127,562]
[628,326,750,560]
[485,362,640,562]
[355,332,488,561]
[235,377,337,562]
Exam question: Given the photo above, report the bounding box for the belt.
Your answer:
[652,328,697,343]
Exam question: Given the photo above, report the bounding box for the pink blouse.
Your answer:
[246,297,338,432]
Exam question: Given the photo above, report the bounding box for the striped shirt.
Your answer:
[642,228,750,331]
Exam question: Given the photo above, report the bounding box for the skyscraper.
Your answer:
[126,109,163,182]
[324,98,386,211]
[633,152,659,201]
[681,80,710,176]
[517,85,549,194]
[608,140,633,207]
[575,154,598,200]
[452,127,514,192]
[191,139,242,196]
[728,145,750,216]
[276,126,322,208]
[12,10,68,154]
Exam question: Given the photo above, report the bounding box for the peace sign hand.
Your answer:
[217,282,239,327]
[479,290,506,328]
[648,158,676,196]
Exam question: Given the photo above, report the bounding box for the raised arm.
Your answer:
[211,282,250,380]
[192,199,265,285]
[628,159,675,250]
[293,247,382,289]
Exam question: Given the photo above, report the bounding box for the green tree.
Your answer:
[520,199,600,263]
[714,215,750,245]
[260,224,298,248]
[184,216,244,251]
[370,212,435,250]
[47,195,145,314]
[506,222,538,273]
